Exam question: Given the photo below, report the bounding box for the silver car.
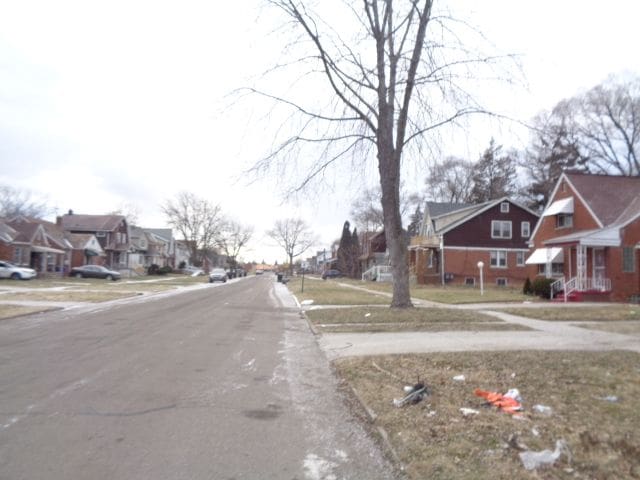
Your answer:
[208,268,228,283]
[0,261,37,280]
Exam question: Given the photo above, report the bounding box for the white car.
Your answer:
[0,261,37,280]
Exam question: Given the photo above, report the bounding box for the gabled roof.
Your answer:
[60,214,126,232]
[426,202,475,218]
[429,197,539,236]
[565,173,640,226]
[0,222,18,243]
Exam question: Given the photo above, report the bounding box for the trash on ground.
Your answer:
[393,383,428,407]
[596,395,619,403]
[474,388,523,414]
[364,312,371,317]
[460,407,480,416]
[519,439,571,470]
[533,404,553,415]
[452,375,466,382]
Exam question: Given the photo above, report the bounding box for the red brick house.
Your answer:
[409,198,539,287]
[527,172,640,302]
[58,212,130,270]
[0,217,69,273]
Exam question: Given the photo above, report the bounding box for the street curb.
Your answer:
[347,385,406,474]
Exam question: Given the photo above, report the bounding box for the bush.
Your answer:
[523,277,533,295]
[532,277,555,298]
[147,264,171,276]
[178,261,186,270]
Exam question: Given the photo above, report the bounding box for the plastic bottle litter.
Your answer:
[519,439,570,470]
[533,404,553,415]
[452,375,466,382]
[393,383,427,407]
[460,407,480,416]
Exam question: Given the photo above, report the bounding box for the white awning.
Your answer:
[525,247,564,265]
[543,197,574,216]
[31,245,66,254]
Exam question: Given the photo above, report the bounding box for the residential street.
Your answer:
[0,276,396,480]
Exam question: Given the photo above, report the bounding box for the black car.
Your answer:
[70,265,121,281]
[322,269,342,280]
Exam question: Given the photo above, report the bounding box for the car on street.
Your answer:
[322,269,343,280]
[0,261,37,280]
[70,265,121,281]
[209,268,228,283]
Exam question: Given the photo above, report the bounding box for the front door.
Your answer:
[593,248,606,290]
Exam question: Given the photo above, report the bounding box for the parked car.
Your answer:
[183,266,204,276]
[0,261,37,280]
[70,265,121,281]
[322,269,343,280]
[209,268,228,283]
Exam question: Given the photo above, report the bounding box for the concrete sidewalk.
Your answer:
[315,283,640,358]
[317,307,640,359]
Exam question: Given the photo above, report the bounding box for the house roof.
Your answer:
[60,214,126,232]
[0,222,17,243]
[426,202,475,218]
[67,233,100,250]
[565,173,640,226]
[431,197,539,236]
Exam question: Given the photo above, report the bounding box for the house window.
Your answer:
[623,247,635,273]
[490,250,507,268]
[556,214,573,229]
[516,251,525,266]
[496,278,508,287]
[537,263,564,276]
[427,250,433,268]
[500,202,510,213]
[465,277,475,286]
[521,222,530,238]
[491,221,512,239]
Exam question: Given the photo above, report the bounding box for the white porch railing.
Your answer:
[362,265,392,282]
[550,276,611,301]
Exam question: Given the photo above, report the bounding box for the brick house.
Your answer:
[58,212,130,270]
[0,217,69,274]
[527,172,640,302]
[409,198,539,287]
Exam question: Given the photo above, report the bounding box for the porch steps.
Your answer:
[552,290,611,302]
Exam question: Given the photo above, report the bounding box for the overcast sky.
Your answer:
[1,0,639,263]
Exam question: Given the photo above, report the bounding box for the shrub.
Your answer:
[147,264,160,275]
[532,277,555,298]
[522,277,533,295]
[158,266,173,275]
[178,261,186,269]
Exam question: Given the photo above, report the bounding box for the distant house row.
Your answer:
[0,211,193,276]
[358,172,640,302]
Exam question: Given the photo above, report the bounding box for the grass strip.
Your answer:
[334,351,640,480]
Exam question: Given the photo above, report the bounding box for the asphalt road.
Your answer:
[0,276,396,480]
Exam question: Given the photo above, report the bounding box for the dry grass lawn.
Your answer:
[501,305,640,322]
[288,278,390,305]
[306,307,531,333]
[335,351,640,480]
[1,290,139,303]
[0,305,59,320]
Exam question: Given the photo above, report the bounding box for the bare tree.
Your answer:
[216,220,254,269]
[247,1,509,307]
[109,202,141,226]
[0,184,52,219]
[267,218,316,274]
[519,105,588,210]
[161,192,223,266]
[424,156,475,203]
[468,138,518,203]
[569,75,640,176]
[350,185,422,233]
